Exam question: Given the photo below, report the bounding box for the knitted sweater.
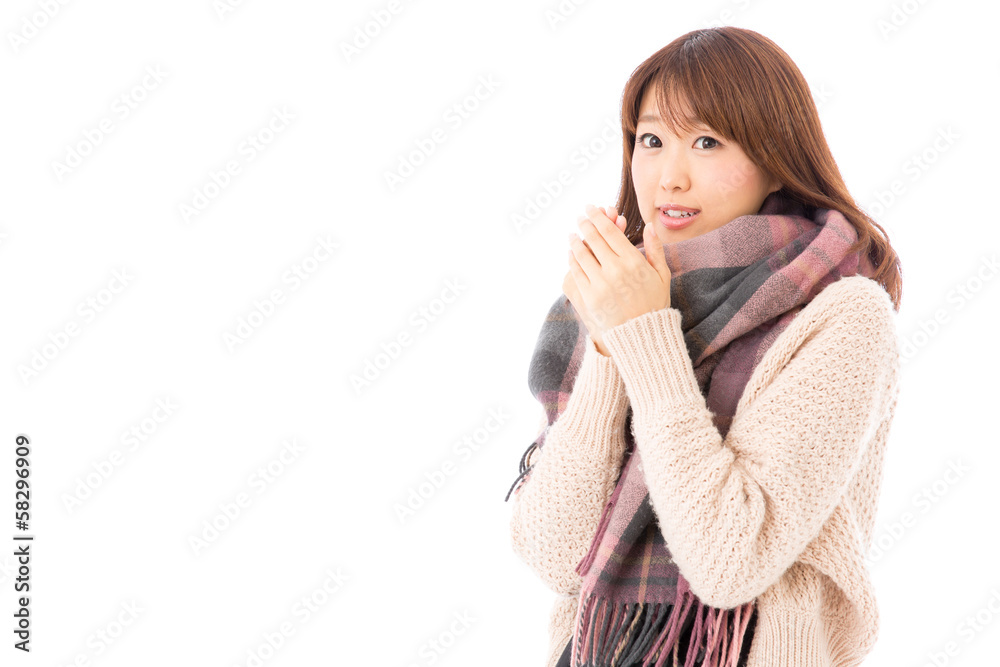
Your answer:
[509,275,901,667]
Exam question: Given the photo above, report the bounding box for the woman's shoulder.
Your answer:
[759,275,899,382]
[740,275,901,419]
[809,274,892,308]
[796,275,896,337]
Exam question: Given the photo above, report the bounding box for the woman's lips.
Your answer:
[659,208,699,230]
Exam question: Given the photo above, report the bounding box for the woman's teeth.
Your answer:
[665,210,695,218]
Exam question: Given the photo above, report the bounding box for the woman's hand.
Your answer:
[563,204,672,355]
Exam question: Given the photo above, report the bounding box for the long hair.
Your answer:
[614,27,903,311]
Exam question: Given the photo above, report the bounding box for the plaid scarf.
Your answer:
[508,191,876,667]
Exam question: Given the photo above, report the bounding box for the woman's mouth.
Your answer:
[659,207,700,230]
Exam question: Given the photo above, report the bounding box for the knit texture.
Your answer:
[509,275,901,667]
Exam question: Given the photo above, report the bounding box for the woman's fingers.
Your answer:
[605,205,625,232]
[568,231,600,281]
[581,204,633,261]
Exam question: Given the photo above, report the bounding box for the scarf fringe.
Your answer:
[570,589,755,667]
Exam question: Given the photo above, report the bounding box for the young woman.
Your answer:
[507,27,903,667]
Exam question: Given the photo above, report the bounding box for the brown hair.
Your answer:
[614,27,903,311]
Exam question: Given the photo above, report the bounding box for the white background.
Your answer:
[1,0,997,665]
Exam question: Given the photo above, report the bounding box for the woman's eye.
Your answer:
[637,133,718,150]
[637,133,661,148]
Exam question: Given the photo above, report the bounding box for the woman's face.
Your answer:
[631,85,782,244]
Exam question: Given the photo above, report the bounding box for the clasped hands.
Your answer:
[563,204,672,357]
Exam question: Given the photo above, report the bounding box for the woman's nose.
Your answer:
[658,156,690,192]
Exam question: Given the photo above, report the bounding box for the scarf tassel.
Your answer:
[570,589,755,667]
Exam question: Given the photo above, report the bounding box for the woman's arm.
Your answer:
[509,334,631,595]
[601,278,901,609]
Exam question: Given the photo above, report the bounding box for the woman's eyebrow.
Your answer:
[636,115,709,131]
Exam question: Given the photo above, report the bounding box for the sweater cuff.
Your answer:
[601,308,704,422]
[548,333,630,465]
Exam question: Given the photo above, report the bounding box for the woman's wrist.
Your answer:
[593,337,611,357]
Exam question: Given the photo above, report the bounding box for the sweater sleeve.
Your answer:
[509,333,631,595]
[600,282,900,609]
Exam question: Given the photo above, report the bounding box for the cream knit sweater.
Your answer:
[509,275,902,667]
